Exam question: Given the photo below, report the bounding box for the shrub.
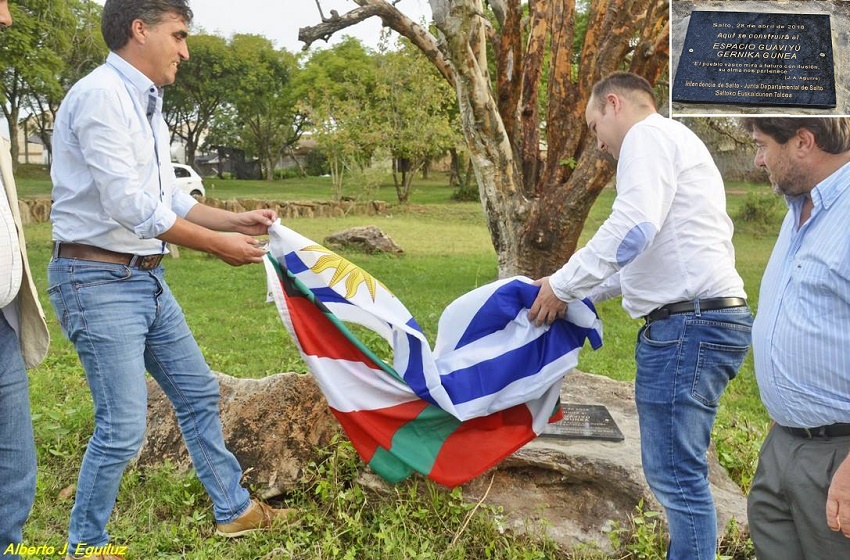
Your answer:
[736,191,783,226]
[274,168,302,180]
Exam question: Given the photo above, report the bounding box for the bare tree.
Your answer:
[300,0,668,278]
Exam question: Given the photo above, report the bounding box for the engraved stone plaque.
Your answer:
[672,11,836,108]
[540,404,625,442]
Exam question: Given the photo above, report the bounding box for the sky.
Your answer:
[98,0,434,53]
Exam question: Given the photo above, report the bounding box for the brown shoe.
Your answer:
[215,499,296,537]
[66,553,125,560]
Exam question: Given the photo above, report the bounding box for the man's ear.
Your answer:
[793,127,817,155]
[129,18,147,44]
[605,92,622,115]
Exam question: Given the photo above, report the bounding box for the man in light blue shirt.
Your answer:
[742,117,850,560]
[49,2,292,557]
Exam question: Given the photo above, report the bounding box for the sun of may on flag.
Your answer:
[263,221,603,488]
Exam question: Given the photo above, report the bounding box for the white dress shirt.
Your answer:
[550,113,745,318]
[50,52,197,254]
[0,171,23,310]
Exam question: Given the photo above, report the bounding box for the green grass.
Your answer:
[15,164,461,205]
[21,173,778,558]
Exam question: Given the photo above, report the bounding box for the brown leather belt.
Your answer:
[643,297,748,323]
[54,242,164,270]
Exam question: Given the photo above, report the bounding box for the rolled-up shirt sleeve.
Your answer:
[549,125,676,302]
[72,88,178,239]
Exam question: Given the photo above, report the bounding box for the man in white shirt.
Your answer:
[0,3,51,559]
[48,2,291,558]
[530,72,752,560]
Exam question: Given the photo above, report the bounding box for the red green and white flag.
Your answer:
[263,222,602,487]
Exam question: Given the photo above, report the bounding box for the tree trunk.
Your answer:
[299,0,668,278]
[185,135,198,167]
[7,107,20,174]
[448,148,460,187]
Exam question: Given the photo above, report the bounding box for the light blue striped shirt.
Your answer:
[50,52,197,255]
[753,161,850,428]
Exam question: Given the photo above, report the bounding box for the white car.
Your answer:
[173,163,206,198]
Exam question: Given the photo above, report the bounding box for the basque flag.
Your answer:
[263,222,602,487]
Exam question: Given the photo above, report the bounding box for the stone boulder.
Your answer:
[461,370,747,551]
[323,225,403,254]
[137,370,747,551]
[137,372,340,498]
[17,198,52,226]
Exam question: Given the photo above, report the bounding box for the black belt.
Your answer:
[54,242,164,271]
[643,297,747,323]
[780,423,850,439]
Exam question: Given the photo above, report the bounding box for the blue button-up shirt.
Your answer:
[50,52,197,254]
[753,161,850,428]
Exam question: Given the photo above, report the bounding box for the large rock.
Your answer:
[137,370,747,551]
[137,372,340,498]
[324,225,404,254]
[17,198,52,226]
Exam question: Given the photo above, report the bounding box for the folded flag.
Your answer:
[263,221,602,487]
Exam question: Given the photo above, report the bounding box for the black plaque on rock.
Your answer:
[540,404,624,442]
[673,11,836,108]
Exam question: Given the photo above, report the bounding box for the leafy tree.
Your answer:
[374,42,457,203]
[0,0,74,171]
[298,38,379,199]
[164,33,238,166]
[300,37,459,203]
[25,0,105,165]
[228,34,305,181]
[300,0,668,278]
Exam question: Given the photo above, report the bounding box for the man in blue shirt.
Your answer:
[49,2,292,557]
[742,117,850,559]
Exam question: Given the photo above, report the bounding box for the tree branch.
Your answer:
[299,0,455,88]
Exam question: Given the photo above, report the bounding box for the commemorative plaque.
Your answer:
[540,404,624,442]
[673,11,836,108]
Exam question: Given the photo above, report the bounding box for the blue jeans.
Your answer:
[47,258,250,550]
[0,313,36,560]
[635,305,752,560]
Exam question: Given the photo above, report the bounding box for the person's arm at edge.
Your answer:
[827,451,850,538]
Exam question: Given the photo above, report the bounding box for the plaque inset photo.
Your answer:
[540,404,625,442]
[672,11,836,109]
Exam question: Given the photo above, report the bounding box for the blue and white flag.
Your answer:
[264,221,603,486]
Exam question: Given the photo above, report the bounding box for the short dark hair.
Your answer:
[590,72,657,112]
[740,117,850,155]
[101,0,193,51]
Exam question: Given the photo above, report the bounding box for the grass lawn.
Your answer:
[20,168,778,558]
[13,163,458,204]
